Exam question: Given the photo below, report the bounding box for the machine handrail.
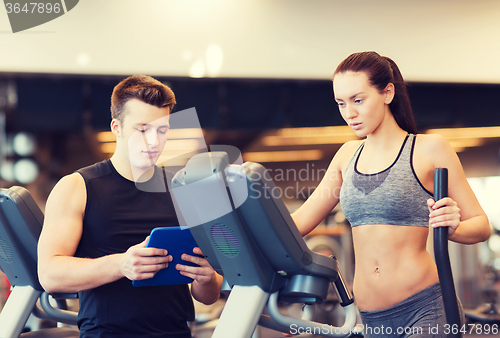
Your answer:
[433,168,462,337]
[267,292,357,337]
[38,292,79,325]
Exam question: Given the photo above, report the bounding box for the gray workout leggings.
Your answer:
[359,283,464,337]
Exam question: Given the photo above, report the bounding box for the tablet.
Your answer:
[132,226,201,287]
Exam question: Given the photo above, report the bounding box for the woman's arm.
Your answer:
[292,141,359,236]
[418,134,491,244]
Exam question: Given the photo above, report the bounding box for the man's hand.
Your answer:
[120,237,172,281]
[180,247,223,305]
[176,247,215,284]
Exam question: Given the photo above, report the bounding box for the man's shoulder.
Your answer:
[48,172,86,206]
[77,160,111,181]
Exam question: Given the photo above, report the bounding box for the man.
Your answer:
[38,75,223,337]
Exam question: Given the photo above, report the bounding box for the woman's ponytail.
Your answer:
[384,57,417,134]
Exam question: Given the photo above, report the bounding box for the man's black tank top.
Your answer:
[75,159,194,338]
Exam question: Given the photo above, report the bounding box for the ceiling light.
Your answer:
[243,150,323,163]
[101,143,116,154]
[12,132,36,157]
[97,131,114,143]
[13,158,39,184]
[427,126,500,139]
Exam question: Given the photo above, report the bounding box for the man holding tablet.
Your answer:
[37,75,223,337]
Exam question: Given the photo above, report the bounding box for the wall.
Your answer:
[1,0,500,83]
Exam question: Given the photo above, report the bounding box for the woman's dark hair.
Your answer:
[334,51,417,134]
[111,75,176,123]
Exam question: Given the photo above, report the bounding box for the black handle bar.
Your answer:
[433,168,461,337]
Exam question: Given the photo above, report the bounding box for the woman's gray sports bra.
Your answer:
[339,134,432,227]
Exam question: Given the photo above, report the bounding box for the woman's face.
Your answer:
[333,71,393,138]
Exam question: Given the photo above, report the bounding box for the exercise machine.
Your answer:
[170,152,357,337]
[0,186,79,338]
[171,153,467,337]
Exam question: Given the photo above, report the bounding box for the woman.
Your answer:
[291,51,491,337]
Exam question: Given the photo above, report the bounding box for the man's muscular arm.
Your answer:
[37,173,171,293]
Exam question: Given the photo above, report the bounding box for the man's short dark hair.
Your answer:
[111,75,176,123]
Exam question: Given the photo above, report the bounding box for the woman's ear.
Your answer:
[110,119,121,137]
[384,83,395,104]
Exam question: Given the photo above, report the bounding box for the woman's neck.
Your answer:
[365,114,408,151]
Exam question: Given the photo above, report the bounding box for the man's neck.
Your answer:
[109,155,155,182]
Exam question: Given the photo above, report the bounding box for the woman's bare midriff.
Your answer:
[352,224,439,311]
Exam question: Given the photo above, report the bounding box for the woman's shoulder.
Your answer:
[414,133,457,166]
[340,139,364,152]
[337,139,364,159]
[330,139,364,171]
[414,133,452,152]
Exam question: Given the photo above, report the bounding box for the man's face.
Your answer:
[114,99,170,171]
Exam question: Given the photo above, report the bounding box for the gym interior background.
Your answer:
[1,0,500,335]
